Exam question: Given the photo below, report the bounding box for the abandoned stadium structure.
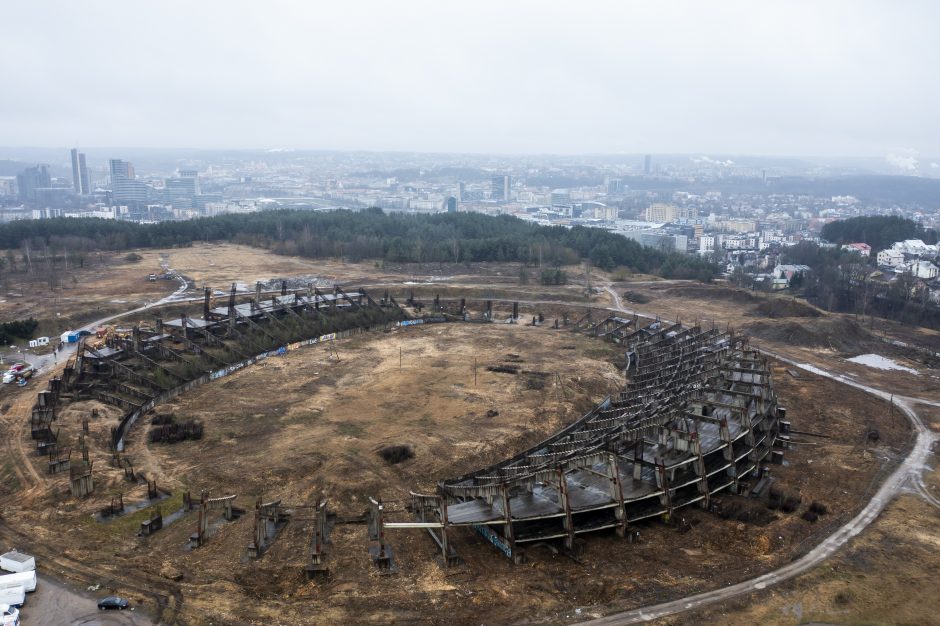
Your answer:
[397,320,783,565]
[29,282,403,482]
[26,283,785,572]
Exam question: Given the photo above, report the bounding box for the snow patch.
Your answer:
[846,354,919,375]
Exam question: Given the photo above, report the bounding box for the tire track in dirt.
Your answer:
[0,518,183,623]
[0,376,183,623]
[12,391,45,485]
[1,387,45,495]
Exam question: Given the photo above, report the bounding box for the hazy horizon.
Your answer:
[3,1,937,159]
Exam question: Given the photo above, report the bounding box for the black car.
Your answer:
[97,596,129,610]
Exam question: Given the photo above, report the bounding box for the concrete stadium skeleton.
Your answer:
[9,275,935,625]
[385,319,782,568]
[24,282,785,577]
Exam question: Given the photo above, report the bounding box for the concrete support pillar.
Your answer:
[657,460,672,516]
[633,440,644,481]
[606,453,627,537]
[500,486,519,563]
[558,468,575,550]
[438,495,451,566]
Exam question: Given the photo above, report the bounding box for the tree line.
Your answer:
[0,318,39,344]
[785,216,940,329]
[821,215,937,252]
[0,209,717,280]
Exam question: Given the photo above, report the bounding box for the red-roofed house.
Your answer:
[841,242,871,256]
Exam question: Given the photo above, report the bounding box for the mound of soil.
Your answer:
[666,285,759,304]
[742,318,874,352]
[752,298,821,319]
[623,290,651,304]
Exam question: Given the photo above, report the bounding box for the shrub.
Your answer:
[378,444,415,464]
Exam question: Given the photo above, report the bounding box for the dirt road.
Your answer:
[18,272,191,377]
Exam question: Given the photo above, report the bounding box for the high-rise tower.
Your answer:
[71,148,90,194]
[70,149,81,193]
[491,175,511,202]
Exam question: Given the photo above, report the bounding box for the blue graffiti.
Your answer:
[473,524,513,559]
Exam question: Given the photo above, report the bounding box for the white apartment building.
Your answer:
[876,248,905,268]
[911,260,939,279]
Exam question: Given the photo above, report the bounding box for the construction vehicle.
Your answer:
[90,325,130,349]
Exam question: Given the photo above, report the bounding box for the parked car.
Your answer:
[97,596,129,610]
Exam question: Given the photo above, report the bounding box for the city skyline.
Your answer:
[2,1,938,157]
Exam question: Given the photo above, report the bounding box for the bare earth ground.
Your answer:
[652,469,940,625]
[0,250,173,330]
[598,280,940,626]
[0,241,598,379]
[2,256,939,625]
[162,242,605,295]
[0,318,913,626]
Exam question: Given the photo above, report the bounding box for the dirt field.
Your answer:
[0,317,913,626]
[160,242,597,291]
[1,240,603,335]
[0,250,174,331]
[3,256,939,625]
[653,473,940,626]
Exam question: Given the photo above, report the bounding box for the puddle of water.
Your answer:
[93,493,170,523]
[161,507,187,527]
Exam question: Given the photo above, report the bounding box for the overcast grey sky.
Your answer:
[2,1,937,156]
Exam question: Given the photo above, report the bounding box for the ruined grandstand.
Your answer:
[27,286,783,570]
[387,317,783,565]
[30,282,405,456]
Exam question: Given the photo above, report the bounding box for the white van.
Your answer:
[0,553,33,574]
[0,572,35,593]
[0,586,23,609]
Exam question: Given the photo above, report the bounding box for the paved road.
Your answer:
[570,287,940,625]
[0,272,190,379]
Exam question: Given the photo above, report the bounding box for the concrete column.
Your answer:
[500,486,519,563]
[607,453,627,537]
[558,468,575,550]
